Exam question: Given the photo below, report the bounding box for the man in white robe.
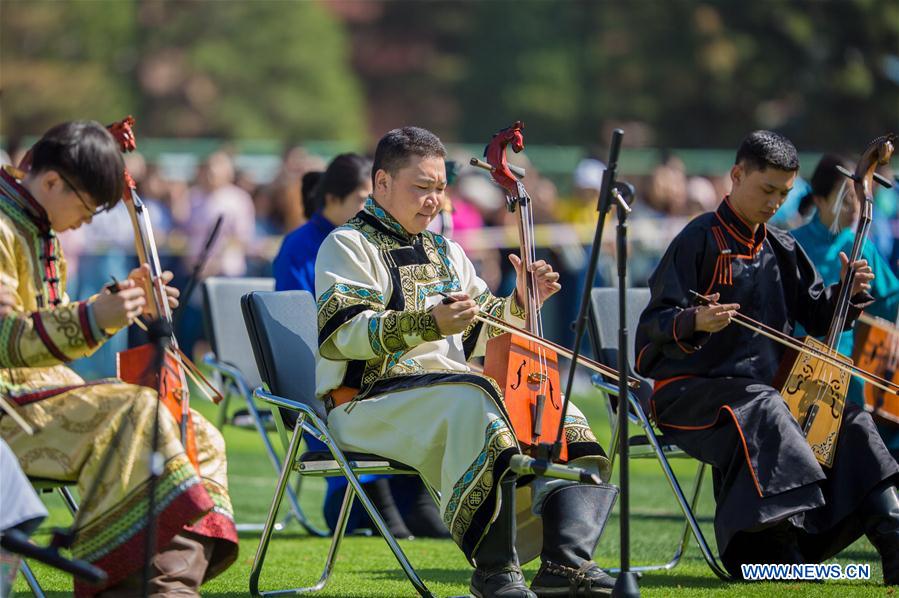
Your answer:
[315,126,617,597]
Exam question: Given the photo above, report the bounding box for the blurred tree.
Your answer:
[135,0,364,143]
[455,0,898,150]
[458,0,591,145]
[3,0,895,151]
[2,0,365,144]
[326,0,472,141]
[1,0,138,142]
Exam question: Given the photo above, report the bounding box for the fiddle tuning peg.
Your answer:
[837,164,894,188]
[835,165,860,182]
[468,157,527,179]
[469,157,492,171]
[873,172,893,189]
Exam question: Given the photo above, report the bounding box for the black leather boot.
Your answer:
[390,477,451,538]
[470,476,536,598]
[722,519,806,581]
[531,484,618,597]
[862,482,899,585]
[367,478,413,539]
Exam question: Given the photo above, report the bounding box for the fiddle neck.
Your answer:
[512,187,542,335]
[823,178,874,349]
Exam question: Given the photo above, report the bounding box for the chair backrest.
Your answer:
[590,287,650,386]
[203,277,275,390]
[241,290,325,418]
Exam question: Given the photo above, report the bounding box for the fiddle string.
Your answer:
[814,190,874,419]
[521,188,551,399]
[812,264,853,428]
[823,241,867,414]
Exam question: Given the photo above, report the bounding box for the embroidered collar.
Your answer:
[716,196,766,253]
[0,165,52,234]
[363,196,418,244]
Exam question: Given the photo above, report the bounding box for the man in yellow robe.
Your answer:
[0,121,237,596]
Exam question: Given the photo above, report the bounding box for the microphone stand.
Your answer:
[555,129,626,455]
[142,317,172,596]
[141,208,221,592]
[612,177,640,598]
[549,128,640,596]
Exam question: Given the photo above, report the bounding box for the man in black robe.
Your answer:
[635,130,899,583]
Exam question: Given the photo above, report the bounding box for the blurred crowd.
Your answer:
[2,144,897,379]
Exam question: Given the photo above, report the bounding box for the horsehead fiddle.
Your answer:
[848,136,899,424]
[471,122,639,460]
[106,116,222,471]
[854,313,899,425]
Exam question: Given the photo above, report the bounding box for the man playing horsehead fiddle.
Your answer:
[315,126,617,597]
[636,130,899,582]
[0,121,238,596]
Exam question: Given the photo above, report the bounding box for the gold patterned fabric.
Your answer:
[315,198,609,562]
[0,168,237,595]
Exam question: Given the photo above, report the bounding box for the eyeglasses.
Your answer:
[57,172,105,216]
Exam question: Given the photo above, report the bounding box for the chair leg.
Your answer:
[304,477,357,593]
[57,487,79,516]
[422,479,441,506]
[249,424,305,597]
[334,467,434,597]
[670,463,706,564]
[301,420,434,598]
[20,560,46,598]
[244,390,328,537]
[618,396,732,581]
[215,382,233,430]
[608,406,622,472]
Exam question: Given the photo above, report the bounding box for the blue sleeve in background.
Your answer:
[273,229,316,294]
[865,244,899,322]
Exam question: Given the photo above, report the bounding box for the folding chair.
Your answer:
[20,478,79,597]
[241,290,437,597]
[588,287,731,580]
[202,276,326,536]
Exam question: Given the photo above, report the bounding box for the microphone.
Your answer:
[509,454,602,485]
[0,529,108,584]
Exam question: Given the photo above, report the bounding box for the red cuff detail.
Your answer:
[78,302,97,348]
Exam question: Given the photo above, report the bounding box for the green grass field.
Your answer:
[15,392,894,597]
